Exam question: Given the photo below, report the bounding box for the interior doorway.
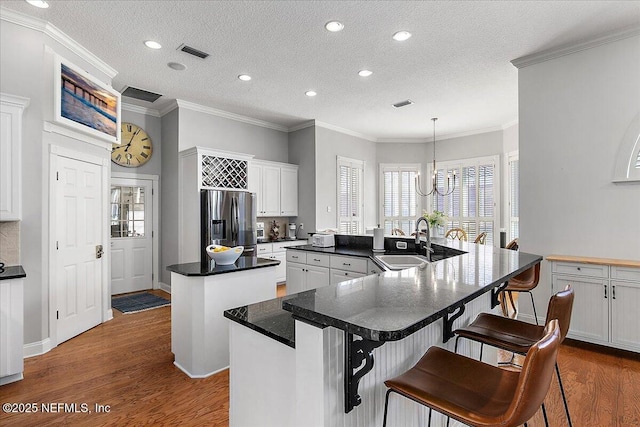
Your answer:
[110,173,159,295]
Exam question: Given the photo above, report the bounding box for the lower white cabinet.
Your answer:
[258,241,306,283]
[551,259,640,353]
[0,278,24,385]
[286,262,330,294]
[330,269,366,285]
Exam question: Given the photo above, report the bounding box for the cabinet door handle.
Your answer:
[344,272,348,276]
[612,285,616,299]
[604,285,607,299]
[343,263,351,266]
[292,256,298,259]
[577,267,581,271]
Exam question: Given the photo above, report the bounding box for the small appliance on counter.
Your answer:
[288,223,297,240]
[256,222,265,242]
[311,233,335,248]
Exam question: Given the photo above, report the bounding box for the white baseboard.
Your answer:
[24,338,52,358]
[105,309,113,321]
[0,372,23,385]
[173,360,227,379]
[159,282,171,294]
[517,312,543,325]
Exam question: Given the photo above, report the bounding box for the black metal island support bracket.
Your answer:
[491,281,509,309]
[442,303,466,343]
[344,332,385,413]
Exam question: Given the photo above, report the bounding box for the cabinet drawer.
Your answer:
[552,261,608,278]
[611,266,640,282]
[272,241,305,252]
[330,255,368,274]
[287,250,306,264]
[331,269,366,285]
[306,253,330,268]
[257,243,272,255]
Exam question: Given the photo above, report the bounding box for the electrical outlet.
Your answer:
[327,206,331,213]
[299,223,303,229]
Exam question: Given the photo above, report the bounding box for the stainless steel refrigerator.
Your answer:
[201,189,257,262]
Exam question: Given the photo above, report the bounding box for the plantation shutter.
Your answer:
[381,166,419,235]
[509,156,519,240]
[338,157,364,234]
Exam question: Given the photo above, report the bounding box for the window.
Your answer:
[110,186,146,237]
[380,164,420,235]
[337,157,364,234]
[506,152,519,241]
[432,155,500,245]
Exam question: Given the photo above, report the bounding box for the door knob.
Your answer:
[96,245,104,259]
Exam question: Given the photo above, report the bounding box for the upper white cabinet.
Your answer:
[0,93,29,221]
[249,160,298,217]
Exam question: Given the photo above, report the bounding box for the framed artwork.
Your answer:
[54,54,121,144]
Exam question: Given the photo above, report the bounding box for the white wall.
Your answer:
[503,123,519,153]
[518,34,640,320]
[160,109,179,286]
[314,126,377,231]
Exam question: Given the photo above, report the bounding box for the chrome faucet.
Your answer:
[415,216,433,260]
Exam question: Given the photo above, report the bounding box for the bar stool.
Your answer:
[444,228,467,241]
[473,232,487,245]
[383,320,561,427]
[503,263,541,324]
[454,285,574,427]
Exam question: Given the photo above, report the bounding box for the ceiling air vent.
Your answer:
[177,44,210,59]
[121,86,163,103]
[392,99,414,108]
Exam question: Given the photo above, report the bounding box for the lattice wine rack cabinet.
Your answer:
[201,154,248,190]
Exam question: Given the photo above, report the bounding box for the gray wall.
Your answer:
[0,20,114,345]
[288,126,316,237]
[178,107,289,162]
[113,109,162,176]
[160,108,179,286]
[519,34,640,320]
[436,130,504,162]
[315,126,378,231]
[503,123,519,153]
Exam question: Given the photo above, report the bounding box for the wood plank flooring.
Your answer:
[1,288,639,426]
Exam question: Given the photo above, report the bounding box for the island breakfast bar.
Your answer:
[225,240,542,427]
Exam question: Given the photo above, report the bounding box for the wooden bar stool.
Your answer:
[444,228,467,241]
[473,232,487,245]
[454,285,575,427]
[383,320,561,427]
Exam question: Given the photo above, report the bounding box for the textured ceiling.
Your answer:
[2,1,639,140]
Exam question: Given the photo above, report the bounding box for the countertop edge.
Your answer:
[0,265,26,281]
[224,310,295,349]
[546,254,640,268]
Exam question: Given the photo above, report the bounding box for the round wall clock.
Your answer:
[111,122,153,167]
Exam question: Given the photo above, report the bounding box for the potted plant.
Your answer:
[423,210,448,237]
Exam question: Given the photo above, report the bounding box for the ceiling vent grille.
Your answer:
[178,44,210,59]
[121,86,163,103]
[392,100,414,108]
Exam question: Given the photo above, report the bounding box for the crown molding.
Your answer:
[0,7,117,79]
[175,99,288,132]
[288,120,316,133]
[376,138,429,144]
[512,24,640,69]
[121,103,161,118]
[314,120,377,142]
[158,100,179,117]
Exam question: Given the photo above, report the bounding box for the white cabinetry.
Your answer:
[329,255,368,284]
[0,278,24,385]
[550,257,640,353]
[285,250,330,295]
[0,94,29,221]
[257,241,307,283]
[249,160,298,217]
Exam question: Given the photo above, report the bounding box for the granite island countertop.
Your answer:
[225,239,542,345]
[167,256,280,276]
[0,265,26,280]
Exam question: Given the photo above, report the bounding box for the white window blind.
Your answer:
[432,155,500,245]
[380,164,420,235]
[337,157,364,234]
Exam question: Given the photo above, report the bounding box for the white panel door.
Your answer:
[55,156,103,344]
[110,178,153,295]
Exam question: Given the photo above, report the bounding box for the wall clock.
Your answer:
[111,122,153,167]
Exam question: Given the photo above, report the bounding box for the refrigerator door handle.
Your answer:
[231,196,238,242]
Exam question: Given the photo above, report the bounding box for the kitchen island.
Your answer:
[224,239,542,427]
[167,256,280,378]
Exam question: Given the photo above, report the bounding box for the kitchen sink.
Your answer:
[374,254,430,271]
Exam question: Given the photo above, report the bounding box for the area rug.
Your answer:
[112,292,170,314]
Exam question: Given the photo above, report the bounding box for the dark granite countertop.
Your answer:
[167,256,280,276]
[224,296,296,348]
[283,242,541,341]
[225,238,542,345]
[0,265,26,280]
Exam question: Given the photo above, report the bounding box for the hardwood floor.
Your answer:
[1,288,638,426]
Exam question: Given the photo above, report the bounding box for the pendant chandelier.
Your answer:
[416,117,457,196]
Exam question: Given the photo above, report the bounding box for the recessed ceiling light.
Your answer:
[305,91,317,97]
[238,74,252,81]
[325,21,344,32]
[167,62,187,71]
[358,70,373,77]
[392,31,412,41]
[144,40,162,49]
[25,0,49,8]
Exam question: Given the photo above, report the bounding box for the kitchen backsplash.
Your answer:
[0,221,20,265]
[258,217,301,240]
